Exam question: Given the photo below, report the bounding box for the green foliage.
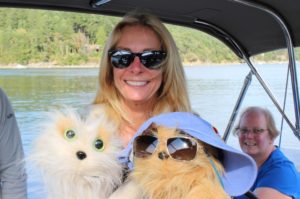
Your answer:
[168,25,238,64]
[0,8,298,66]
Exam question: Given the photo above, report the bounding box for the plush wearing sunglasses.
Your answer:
[133,134,198,161]
[108,49,167,69]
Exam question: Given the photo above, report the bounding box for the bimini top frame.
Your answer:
[0,0,299,139]
[1,0,300,57]
[221,0,300,141]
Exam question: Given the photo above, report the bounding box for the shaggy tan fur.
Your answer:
[130,124,230,199]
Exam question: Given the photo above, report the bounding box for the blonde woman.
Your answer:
[93,12,191,146]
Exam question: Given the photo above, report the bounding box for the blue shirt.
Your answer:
[235,147,300,199]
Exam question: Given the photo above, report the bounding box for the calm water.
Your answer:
[1,63,300,198]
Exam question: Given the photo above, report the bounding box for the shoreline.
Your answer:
[0,63,100,69]
[0,61,290,69]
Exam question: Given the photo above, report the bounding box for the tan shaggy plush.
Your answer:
[110,123,230,199]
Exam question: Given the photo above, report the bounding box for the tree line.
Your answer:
[0,8,298,66]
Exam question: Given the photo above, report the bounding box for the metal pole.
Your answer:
[231,0,300,139]
[244,57,300,140]
[223,72,252,141]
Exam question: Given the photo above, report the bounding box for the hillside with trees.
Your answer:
[0,8,299,66]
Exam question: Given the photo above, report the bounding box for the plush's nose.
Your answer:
[158,151,169,160]
[76,151,87,160]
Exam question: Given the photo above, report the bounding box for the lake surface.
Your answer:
[1,63,300,198]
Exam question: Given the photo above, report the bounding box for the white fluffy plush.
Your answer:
[30,106,123,199]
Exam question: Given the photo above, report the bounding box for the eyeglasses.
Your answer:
[133,135,198,161]
[237,128,268,136]
[108,49,167,69]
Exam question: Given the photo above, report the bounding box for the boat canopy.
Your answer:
[0,0,300,58]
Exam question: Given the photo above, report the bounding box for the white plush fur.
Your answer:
[30,106,123,199]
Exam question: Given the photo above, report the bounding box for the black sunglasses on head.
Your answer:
[108,49,167,69]
[133,134,198,161]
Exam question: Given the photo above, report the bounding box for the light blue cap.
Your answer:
[121,112,257,197]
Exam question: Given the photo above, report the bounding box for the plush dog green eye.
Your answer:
[64,129,77,141]
[94,139,104,151]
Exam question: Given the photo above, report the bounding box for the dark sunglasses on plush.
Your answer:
[133,135,198,161]
[108,49,167,69]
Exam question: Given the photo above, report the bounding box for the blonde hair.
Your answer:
[94,11,191,123]
[234,106,279,139]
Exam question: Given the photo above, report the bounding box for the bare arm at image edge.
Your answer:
[255,187,293,199]
[0,88,27,199]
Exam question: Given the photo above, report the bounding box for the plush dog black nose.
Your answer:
[76,151,87,160]
[158,151,169,160]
